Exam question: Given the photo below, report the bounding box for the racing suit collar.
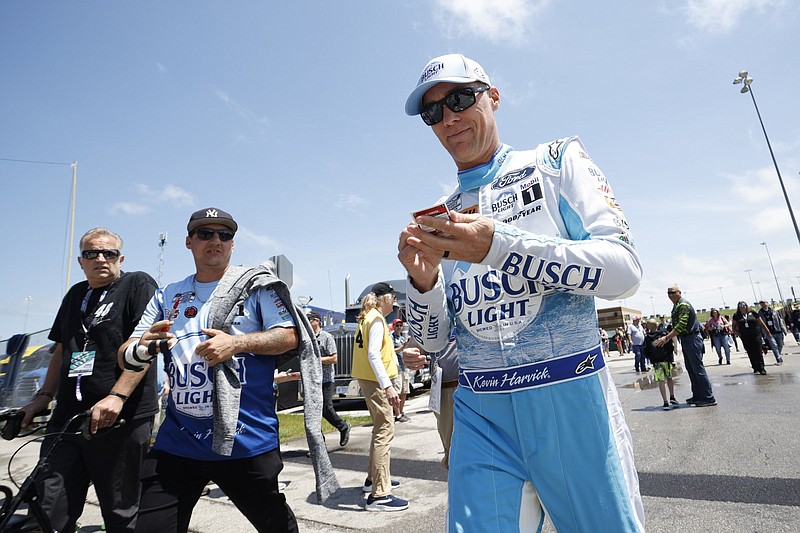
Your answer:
[456,144,513,191]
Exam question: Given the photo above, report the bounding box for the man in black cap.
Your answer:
[307,311,351,446]
[121,207,303,532]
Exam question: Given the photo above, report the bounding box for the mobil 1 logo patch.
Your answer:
[521,181,543,206]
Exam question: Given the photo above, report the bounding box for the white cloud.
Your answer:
[156,62,167,73]
[160,184,195,204]
[112,201,150,215]
[213,88,270,142]
[335,193,369,211]
[214,89,250,121]
[236,227,280,251]
[112,184,195,216]
[683,0,787,33]
[433,0,550,44]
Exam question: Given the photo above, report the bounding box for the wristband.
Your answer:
[123,342,156,372]
[108,391,129,402]
[36,390,55,401]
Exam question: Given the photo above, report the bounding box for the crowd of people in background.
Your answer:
[10,46,799,532]
[599,295,796,394]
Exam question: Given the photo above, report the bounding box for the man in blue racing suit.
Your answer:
[398,54,645,532]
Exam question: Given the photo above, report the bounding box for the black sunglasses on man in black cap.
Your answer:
[187,207,238,242]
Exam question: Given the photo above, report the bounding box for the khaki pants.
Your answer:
[435,385,456,470]
[358,379,395,497]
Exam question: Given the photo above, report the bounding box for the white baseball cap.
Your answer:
[405,53,491,116]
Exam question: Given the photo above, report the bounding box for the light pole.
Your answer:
[756,281,764,301]
[23,296,32,332]
[745,269,758,303]
[761,241,785,304]
[733,72,800,247]
[649,296,656,316]
[157,232,167,286]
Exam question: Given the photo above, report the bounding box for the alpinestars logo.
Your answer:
[575,353,597,374]
[205,209,218,218]
[548,139,565,160]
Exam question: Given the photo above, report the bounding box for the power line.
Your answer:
[0,157,73,166]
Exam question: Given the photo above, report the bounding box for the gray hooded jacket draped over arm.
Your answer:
[207,262,339,503]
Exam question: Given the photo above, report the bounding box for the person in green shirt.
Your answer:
[654,285,716,407]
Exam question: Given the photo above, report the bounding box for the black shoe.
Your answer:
[692,400,717,407]
[669,397,679,406]
[685,397,698,404]
[726,361,731,365]
[339,422,351,447]
[759,370,767,375]
[662,402,670,411]
[363,478,400,493]
[718,357,723,365]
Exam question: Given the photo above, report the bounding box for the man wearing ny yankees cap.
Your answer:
[120,207,308,532]
[398,53,645,531]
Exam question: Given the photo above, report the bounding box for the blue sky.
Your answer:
[2,0,799,339]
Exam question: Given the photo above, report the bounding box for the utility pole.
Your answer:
[157,232,167,286]
[23,296,33,332]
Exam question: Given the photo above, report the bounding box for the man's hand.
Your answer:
[122,320,177,372]
[402,347,429,370]
[18,395,52,429]
[399,211,494,292]
[413,211,494,262]
[653,337,668,348]
[197,328,237,366]
[398,224,442,293]
[275,371,301,384]
[138,320,177,346]
[385,385,401,408]
[90,395,124,434]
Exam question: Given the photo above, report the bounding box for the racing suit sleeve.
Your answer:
[405,274,452,354]
[367,318,393,389]
[481,138,642,300]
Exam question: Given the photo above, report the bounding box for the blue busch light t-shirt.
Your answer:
[132,275,295,460]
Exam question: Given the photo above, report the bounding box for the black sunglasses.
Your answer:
[81,249,121,260]
[192,228,235,242]
[667,291,678,295]
[420,85,491,126]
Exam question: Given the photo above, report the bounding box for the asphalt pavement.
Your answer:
[1,337,798,532]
